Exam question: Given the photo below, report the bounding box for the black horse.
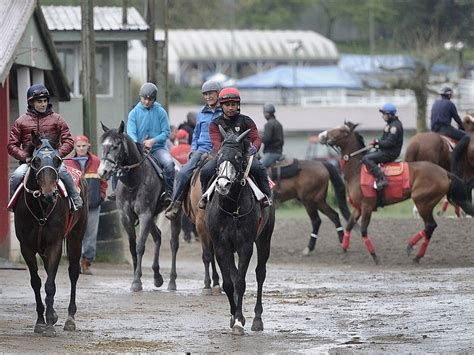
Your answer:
[13,132,88,336]
[206,126,275,335]
[98,121,180,292]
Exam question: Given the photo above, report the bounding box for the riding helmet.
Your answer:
[218,87,241,103]
[27,84,50,103]
[379,102,397,115]
[139,82,158,100]
[201,80,221,94]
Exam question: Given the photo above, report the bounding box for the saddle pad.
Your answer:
[440,135,456,152]
[269,159,301,180]
[360,162,410,199]
[65,165,83,189]
[362,162,404,176]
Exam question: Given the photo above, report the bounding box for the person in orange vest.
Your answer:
[65,135,108,274]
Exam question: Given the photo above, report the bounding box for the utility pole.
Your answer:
[81,0,97,152]
[146,0,157,85]
[163,0,170,113]
[122,0,128,25]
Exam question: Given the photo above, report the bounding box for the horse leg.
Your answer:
[149,223,164,289]
[411,205,437,263]
[42,240,63,337]
[131,214,154,292]
[359,208,379,265]
[20,246,46,334]
[251,232,271,332]
[214,246,238,332]
[341,209,361,253]
[438,198,450,216]
[301,203,322,256]
[317,201,345,244]
[167,217,181,291]
[64,234,82,332]
[121,214,138,273]
[231,244,253,336]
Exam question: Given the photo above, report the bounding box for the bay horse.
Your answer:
[98,121,180,292]
[206,127,275,335]
[13,133,88,336]
[319,122,474,264]
[270,159,351,256]
[451,132,474,202]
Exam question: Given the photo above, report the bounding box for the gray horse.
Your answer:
[98,121,180,292]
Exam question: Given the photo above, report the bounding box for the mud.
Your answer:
[1,216,473,353]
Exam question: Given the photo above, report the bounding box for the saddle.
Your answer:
[440,135,457,152]
[146,155,165,179]
[360,162,411,200]
[268,158,301,180]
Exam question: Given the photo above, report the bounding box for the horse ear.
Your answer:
[218,125,227,138]
[101,121,110,132]
[119,121,125,134]
[31,131,41,147]
[236,129,251,143]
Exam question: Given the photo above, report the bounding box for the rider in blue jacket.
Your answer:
[430,87,466,141]
[127,82,174,203]
[165,80,223,220]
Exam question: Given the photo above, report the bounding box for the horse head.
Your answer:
[98,120,128,180]
[463,114,474,132]
[319,121,361,152]
[215,126,250,196]
[29,132,62,202]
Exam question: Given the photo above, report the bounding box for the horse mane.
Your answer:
[344,120,366,148]
[451,134,471,177]
[101,128,142,158]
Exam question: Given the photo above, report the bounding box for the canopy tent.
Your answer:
[234,65,363,90]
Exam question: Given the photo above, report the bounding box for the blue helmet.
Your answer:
[379,103,397,115]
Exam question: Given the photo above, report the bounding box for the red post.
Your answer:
[0,78,10,258]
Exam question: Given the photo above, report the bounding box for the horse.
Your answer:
[97,121,180,292]
[451,132,474,202]
[269,159,351,256]
[12,132,88,337]
[319,121,474,264]
[206,126,275,335]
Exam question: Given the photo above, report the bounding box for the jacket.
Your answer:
[262,116,284,154]
[8,108,74,161]
[65,151,108,208]
[378,117,404,159]
[430,98,464,131]
[191,105,223,153]
[209,113,261,153]
[127,101,170,152]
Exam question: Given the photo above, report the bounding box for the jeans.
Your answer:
[82,206,100,262]
[172,151,203,201]
[9,164,28,199]
[152,148,175,195]
[434,125,467,141]
[260,152,282,168]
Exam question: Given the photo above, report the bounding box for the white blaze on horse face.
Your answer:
[216,161,235,195]
[318,131,328,143]
[98,137,114,178]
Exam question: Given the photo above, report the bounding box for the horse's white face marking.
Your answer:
[98,137,116,178]
[216,161,236,195]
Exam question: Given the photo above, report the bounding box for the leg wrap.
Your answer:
[342,230,351,250]
[416,237,430,259]
[362,236,376,255]
[408,230,426,247]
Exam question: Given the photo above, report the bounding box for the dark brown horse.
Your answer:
[452,132,474,202]
[319,122,474,264]
[270,159,351,256]
[13,133,88,336]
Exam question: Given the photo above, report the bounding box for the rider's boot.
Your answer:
[60,168,83,211]
[165,200,182,220]
[261,194,273,208]
[373,166,388,190]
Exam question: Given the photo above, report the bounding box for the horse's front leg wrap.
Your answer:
[362,236,376,255]
[342,230,351,250]
[416,236,430,259]
[408,230,426,247]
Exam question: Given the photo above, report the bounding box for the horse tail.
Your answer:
[447,172,474,216]
[451,134,470,177]
[322,160,350,221]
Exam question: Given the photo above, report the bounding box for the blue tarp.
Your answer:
[234,65,363,90]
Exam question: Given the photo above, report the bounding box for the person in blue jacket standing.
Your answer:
[127,82,174,204]
[430,86,466,141]
[165,80,222,220]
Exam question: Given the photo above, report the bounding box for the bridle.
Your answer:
[102,136,149,176]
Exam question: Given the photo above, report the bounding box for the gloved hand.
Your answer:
[248,144,258,156]
[370,139,379,148]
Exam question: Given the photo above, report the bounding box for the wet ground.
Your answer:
[1,215,473,353]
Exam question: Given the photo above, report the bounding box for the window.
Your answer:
[95,45,112,95]
[56,45,79,95]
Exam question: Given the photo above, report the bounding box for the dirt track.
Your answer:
[1,215,473,353]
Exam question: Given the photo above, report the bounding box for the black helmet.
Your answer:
[263,103,276,114]
[201,80,221,94]
[439,86,453,96]
[139,82,158,100]
[27,84,50,103]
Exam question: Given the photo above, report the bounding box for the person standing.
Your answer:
[7,84,82,210]
[430,87,466,140]
[260,103,284,168]
[178,111,196,145]
[127,82,174,203]
[170,129,191,166]
[198,87,272,209]
[164,80,222,219]
[65,135,108,274]
[361,103,404,190]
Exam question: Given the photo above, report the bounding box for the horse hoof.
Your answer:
[372,254,380,265]
[63,317,76,331]
[229,315,235,328]
[211,285,222,296]
[232,320,245,336]
[34,323,45,334]
[42,324,56,337]
[202,288,212,296]
[302,247,312,256]
[406,245,414,256]
[413,257,421,264]
[52,311,58,325]
[251,317,264,331]
[167,281,176,291]
[154,275,164,288]
[130,281,143,292]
